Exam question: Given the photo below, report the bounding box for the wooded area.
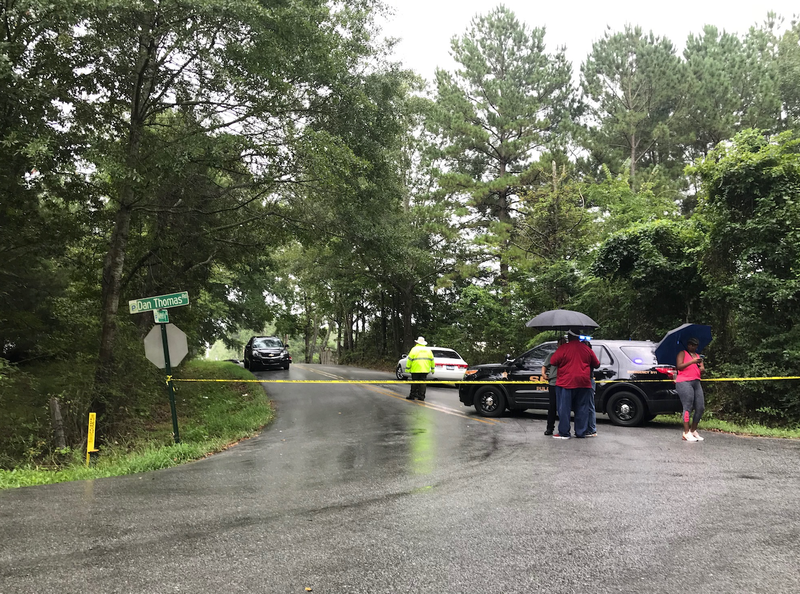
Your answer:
[2,1,800,462]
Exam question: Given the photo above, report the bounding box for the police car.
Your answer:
[458,340,680,426]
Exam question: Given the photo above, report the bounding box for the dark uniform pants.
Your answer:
[410,373,429,400]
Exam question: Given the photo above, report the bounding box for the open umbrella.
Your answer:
[654,323,712,365]
[525,309,599,331]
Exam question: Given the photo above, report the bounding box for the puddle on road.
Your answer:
[408,409,436,476]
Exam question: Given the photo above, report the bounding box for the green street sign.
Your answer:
[129,291,189,314]
[153,308,170,324]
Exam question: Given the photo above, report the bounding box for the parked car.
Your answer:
[396,347,469,382]
[458,340,679,426]
[244,336,291,371]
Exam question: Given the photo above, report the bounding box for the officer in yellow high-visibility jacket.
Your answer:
[405,336,435,401]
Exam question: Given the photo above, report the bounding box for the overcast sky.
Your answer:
[379,1,799,84]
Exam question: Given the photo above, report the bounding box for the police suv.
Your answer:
[458,340,680,426]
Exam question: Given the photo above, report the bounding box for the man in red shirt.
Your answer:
[549,329,600,439]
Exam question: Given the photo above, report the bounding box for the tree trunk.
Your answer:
[303,295,311,363]
[392,291,402,357]
[336,304,342,361]
[380,291,387,356]
[92,203,134,417]
[320,321,332,364]
[401,285,414,351]
[49,397,66,449]
[308,310,320,363]
[91,15,156,419]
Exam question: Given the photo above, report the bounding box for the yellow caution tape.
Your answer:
[170,376,800,384]
[690,376,800,382]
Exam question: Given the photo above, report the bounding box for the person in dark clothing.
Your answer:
[542,336,567,436]
[582,340,598,437]
[550,329,600,439]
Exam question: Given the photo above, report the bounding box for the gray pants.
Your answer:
[676,380,704,424]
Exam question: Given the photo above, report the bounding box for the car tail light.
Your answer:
[655,366,675,379]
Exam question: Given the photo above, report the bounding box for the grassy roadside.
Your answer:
[652,414,800,438]
[0,361,273,490]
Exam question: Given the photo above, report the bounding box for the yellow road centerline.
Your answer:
[360,384,500,425]
[293,364,343,380]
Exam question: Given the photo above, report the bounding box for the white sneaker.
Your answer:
[682,432,698,442]
[692,431,704,441]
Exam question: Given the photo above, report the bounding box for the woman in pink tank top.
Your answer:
[676,337,705,442]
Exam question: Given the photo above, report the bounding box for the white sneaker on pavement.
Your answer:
[682,432,698,442]
[692,431,704,441]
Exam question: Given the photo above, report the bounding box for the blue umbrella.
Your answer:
[654,323,712,365]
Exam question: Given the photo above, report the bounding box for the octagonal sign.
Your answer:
[144,324,188,369]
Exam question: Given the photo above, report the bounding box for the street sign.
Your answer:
[128,291,189,314]
[144,324,188,369]
[153,308,169,324]
[144,323,187,444]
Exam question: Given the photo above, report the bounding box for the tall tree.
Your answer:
[429,5,576,289]
[745,13,800,133]
[681,26,752,158]
[581,25,685,185]
[55,0,383,413]
[0,1,90,360]
[777,18,800,131]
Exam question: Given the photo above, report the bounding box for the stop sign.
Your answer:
[144,324,188,369]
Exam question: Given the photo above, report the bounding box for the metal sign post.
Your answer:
[131,291,190,445]
[160,323,181,444]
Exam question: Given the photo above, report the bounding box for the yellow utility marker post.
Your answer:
[86,412,99,466]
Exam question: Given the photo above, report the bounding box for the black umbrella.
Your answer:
[525,309,599,331]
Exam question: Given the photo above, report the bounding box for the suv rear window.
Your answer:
[431,349,461,360]
[619,346,658,366]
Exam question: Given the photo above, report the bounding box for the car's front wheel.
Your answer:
[396,365,405,380]
[474,386,506,418]
[606,391,646,426]
[282,362,290,370]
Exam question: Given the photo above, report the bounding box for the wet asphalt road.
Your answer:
[1,363,799,594]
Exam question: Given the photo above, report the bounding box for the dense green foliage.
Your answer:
[689,130,800,422]
[0,360,272,486]
[2,3,800,468]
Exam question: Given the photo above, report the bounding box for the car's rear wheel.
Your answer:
[396,365,405,380]
[474,386,506,418]
[606,391,646,426]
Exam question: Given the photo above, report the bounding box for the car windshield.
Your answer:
[254,338,282,349]
[431,349,461,360]
[619,346,658,366]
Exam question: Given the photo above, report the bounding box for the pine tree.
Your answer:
[429,5,576,290]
